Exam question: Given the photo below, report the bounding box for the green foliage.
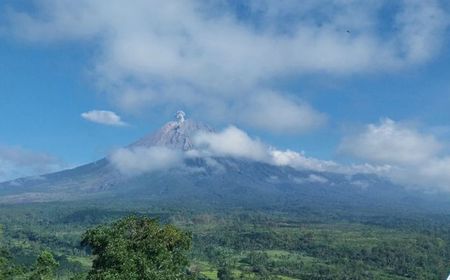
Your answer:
[2,202,450,279]
[217,264,233,280]
[1,226,24,279]
[30,250,59,280]
[81,215,192,280]
[0,247,15,278]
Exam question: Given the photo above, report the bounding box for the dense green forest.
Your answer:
[1,201,450,279]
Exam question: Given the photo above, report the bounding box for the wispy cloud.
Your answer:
[4,0,447,133]
[81,110,127,126]
[0,145,65,182]
[340,118,450,191]
[238,92,326,133]
[294,174,329,184]
[107,121,450,192]
[339,118,442,165]
[109,146,182,175]
[193,126,389,175]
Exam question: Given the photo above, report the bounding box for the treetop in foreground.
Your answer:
[81,216,192,280]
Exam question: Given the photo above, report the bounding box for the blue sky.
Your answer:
[1,0,450,190]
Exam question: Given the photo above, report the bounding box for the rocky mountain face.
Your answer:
[130,111,214,150]
[0,112,449,213]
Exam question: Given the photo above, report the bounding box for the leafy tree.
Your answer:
[1,225,24,279]
[0,247,15,278]
[217,264,234,280]
[81,215,192,280]
[30,250,59,280]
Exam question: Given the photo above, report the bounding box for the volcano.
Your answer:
[0,112,449,213]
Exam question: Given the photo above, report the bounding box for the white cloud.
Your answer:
[112,125,341,174]
[0,145,65,182]
[193,126,388,175]
[81,110,127,126]
[4,0,448,133]
[339,118,442,165]
[104,124,406,191]
[238,92,326,133]
[340,118,450,191]
[270,148,391,175]
[395,0,449,64]
[294,174,329,184]
[271,149,339,172]
[109,146,182,175]
[108,126,271,175]
[193,126,269,161]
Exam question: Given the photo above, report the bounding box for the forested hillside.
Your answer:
[1,201,450,279]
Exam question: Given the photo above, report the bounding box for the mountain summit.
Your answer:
[130,111,213,151]
[0,113,448,213]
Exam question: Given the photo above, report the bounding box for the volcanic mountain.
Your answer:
[0,112,449,212]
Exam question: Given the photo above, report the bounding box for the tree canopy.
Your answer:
[81,215,192,280]
[30,250,59,280]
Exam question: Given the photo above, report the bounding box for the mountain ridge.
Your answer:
[0,113,449,214]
